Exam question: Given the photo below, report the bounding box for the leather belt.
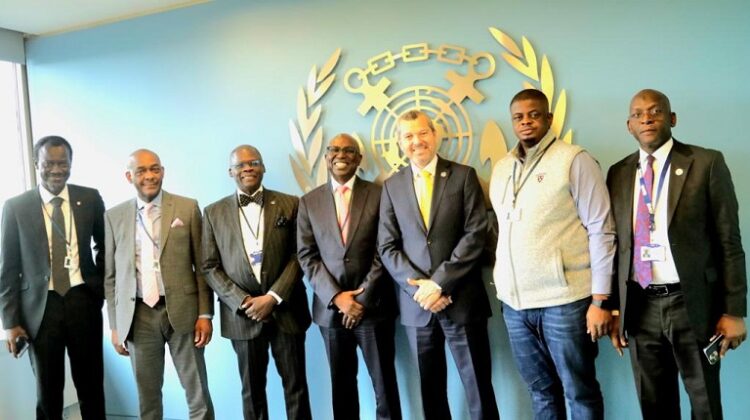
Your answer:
[641,283,681,297]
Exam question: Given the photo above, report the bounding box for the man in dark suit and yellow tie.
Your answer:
[607,89,747,419]
[378,110,499,420]
[202,145,312,420]
[104,149,214,419]
[0,136,106,419]
[298,133,401,420]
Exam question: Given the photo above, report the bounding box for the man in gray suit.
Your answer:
[379,111,499,420]
[1,136,106,419]
[202,145,312,420]
[104,149,214,420]
[298,133,401,420]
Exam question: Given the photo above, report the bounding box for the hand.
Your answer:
[586,302,613,342]
[407,278,442,306]
[426,295,453,313]
[714,314,747,358]
[341,314,361,330]
[5,326,28,356]
[194,318,213,348]
[110,330,129,356]
[333,287,365,322]
[609,315,628,356]
[242,295,277,322]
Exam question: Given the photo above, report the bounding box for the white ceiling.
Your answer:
[0,0,211,36]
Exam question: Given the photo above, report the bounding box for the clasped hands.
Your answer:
[408,278,452,313]
[241,294,277,322]
[334,288,365,329]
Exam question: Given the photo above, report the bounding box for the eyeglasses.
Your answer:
[40,161,70,170]
[326,146,359,155]
[232,160,263,170]
[629,108,665,120]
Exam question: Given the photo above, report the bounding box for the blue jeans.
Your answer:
[503,297,603,420]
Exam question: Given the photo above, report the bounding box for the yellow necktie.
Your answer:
[419,170,433,227]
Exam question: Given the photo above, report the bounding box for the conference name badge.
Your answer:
[640,244,666,262]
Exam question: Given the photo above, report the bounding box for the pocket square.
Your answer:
[170,218,185,228]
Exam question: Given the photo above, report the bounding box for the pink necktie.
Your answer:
[633,155,655,288]
[336,186,350,245]
[142,203,160,307]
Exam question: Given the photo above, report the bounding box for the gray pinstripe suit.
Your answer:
[202,188,311,420]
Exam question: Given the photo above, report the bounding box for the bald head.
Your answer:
[126,149,164,202]
[627,89,677,153]
[230,145,263,164]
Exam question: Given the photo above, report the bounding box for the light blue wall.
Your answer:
[8,0,749,418]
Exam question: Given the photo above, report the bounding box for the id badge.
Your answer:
[63,256,72,269]
[505,207,522,222]
[640,244,666,262]
[250,250,263,266]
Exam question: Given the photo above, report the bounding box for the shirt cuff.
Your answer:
[591,273,613,295]
[268,291,283,305]
[198,314,213,320]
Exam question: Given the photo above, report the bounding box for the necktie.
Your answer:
[335,185,350,245]
[50,197,70,296]
[141,203,160,307]
[239,191,264,207]
[634,155,655,288]
[419,170,433,227]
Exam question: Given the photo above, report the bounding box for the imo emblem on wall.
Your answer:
[288,27,573,195]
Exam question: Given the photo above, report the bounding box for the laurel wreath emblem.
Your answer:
[490,27,573,145]
[289,49,342,193]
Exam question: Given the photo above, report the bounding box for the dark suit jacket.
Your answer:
[104,191,213,342]
[0,185,105,338]
[297,176,396,327]
[607,140,747,339]
[202,189,311,340]
[378,156,491,327]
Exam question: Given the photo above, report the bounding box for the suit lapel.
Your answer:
[318,183,345,248]
[158,191,175,259]
[261,189,278,285]
[620,153,638,242]
[666,140,693,227]
[29,190,50,266]
[428,158,451,231]
[399,165,427,233]
[345,177,368,250]
[68,186,86,252]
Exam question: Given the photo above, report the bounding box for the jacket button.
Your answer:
[427,240,432,246]
[130,297,136,302]
[344,258,351,263]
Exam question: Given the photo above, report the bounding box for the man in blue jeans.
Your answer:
[489,89,617,419]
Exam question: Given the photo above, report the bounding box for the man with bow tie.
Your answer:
[104,149,214,420]
[202,145,312,420]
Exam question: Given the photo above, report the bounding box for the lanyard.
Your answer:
[637,152,672,231]
[511,139,556,206]
[239,200,263,241]
[137,208,160,250]
[42,199,72,248]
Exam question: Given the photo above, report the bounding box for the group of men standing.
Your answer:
[0,87,746,420]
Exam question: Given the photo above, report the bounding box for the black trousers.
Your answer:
[29,286,105,420]
[627,284,722,420]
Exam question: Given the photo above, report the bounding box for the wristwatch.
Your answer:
[591,298,605,308]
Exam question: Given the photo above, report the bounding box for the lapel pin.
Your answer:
[675,168,684,176]
[270,200,276,205]
[440,171,447,178]
[76,201,81,206]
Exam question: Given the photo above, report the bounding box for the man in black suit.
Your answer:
[0,136,106,419]
[607,89,747,419]
[298,133,401,420]
[378,110,499,420]
[202,145,312,420]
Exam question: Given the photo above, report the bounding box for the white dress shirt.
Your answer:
[631,138,680,284]
[135,192,164,297]
[40,185,84,290]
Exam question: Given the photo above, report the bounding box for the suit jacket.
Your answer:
[378,156,491,327]
[607,140,747,339]
[297,176,396,327]
[0,184,105,338]
[202,189,310,340]
[104,190,213,342]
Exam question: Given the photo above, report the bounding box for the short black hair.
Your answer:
[33,136,73,164]
[510,89,549,110]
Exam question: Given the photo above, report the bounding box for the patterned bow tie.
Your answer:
[239,192,263,207]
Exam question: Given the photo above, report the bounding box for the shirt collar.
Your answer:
[136,190,163,211]
[39,184,69,204]
[410,154,439,179]
[331,175,356,192]
[639,138,674,164]
[237,186,264,200]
